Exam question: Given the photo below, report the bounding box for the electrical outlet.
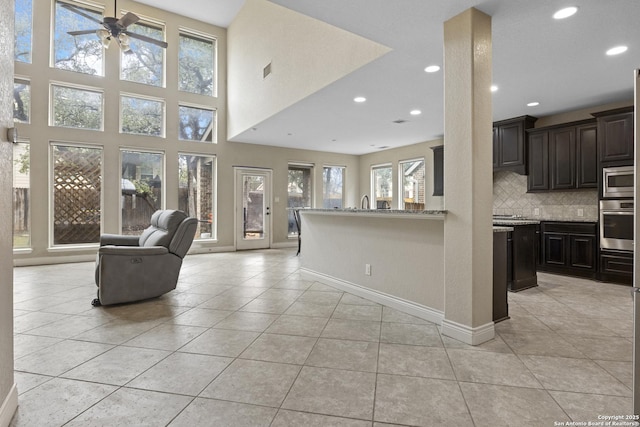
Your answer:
[365,264,371,276]
[533,208,540,216]
[577,208,584,217]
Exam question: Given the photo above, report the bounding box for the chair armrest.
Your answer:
[100,234,140,246]
[99,246,169,256]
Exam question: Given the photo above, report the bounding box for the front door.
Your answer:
[235,168,272,250]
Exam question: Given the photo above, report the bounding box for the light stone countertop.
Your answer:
[299,208,447,220]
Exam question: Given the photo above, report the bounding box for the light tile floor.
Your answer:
[9,249,635,426]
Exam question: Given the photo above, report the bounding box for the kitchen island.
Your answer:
[299,209,447,324]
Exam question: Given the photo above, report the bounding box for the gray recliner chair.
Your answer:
[93,209,197,306]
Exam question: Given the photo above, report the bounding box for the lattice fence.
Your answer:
[53,148,101,244]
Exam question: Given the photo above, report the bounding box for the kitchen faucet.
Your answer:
[360,195,370,209]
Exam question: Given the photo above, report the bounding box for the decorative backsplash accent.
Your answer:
[493,171,598,221]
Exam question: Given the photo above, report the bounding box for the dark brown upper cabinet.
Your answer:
[592,107,634,165]
[493,116,537,175]
[527,119,597,192]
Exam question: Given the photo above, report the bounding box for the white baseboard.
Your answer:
[270,242,298,249]
[14,254,94,267]
[0,383,18,427]
[441,318,495,345]
[188,245,236,255]
[300,268,444,325]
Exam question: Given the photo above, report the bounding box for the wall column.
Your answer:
[442,8,494,345]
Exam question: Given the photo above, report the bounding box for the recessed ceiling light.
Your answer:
[353,96,366,103]
[527,102,540,107]
[424,65,440,73]
[490,85,498,92]
[553,7,578,19]
[606,45,628,56]
[410,109,422,116]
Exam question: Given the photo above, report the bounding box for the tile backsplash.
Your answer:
[493,171,598,221]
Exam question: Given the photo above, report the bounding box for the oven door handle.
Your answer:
[601,211,634,215]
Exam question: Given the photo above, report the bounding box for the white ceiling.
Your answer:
[136,0,640,155]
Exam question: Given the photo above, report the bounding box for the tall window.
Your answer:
[13,78,30,123]
[51,144,102,245]
[15,0,32,63]
[53,0,104,76]
[121,150,164,234]
[120,21,166,87]
[120,95,165,137]
[372,164,392,208]
[13,143,30,248]
[179,31,215,96]
[178,104,215,142]
[179,154,215,239]
[288,163,313,236]
[322,166,344,209]
[399,158,425,210]
[51,84,103,130]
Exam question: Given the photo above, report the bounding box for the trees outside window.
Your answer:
[322,166,344,209]
[120,21,165,87]
[13,143,30,248]
[51,144,102,245]
[120,95,164,137]
[372,164,392,208]
[179,32,215,96]
[53,0,104,76]
[14,78,30,123]
[15,0,32,63]
[179,154,215,239]
[288,164,313,236]
[121,150,164,234]
[178,105,215,142]
[51,84,103,130]
[400,159,425,210]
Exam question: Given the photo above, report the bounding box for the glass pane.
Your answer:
[322,166,344,209]
[401,159,425,210]
[13,143,30,248]
[120,95,164,136]
[15,0,32,63]
[179,154,215,239]
[242,174,264,240]
[53,0,104,76]
[13,79,30,123]
[179,33,214,96]
[178,105,214,142]
[52,144,102,245]
[121,151,164,234]
[120,22,165,87]
[288,165,312,236]
[52,85,103,130]
[373,166,392,208]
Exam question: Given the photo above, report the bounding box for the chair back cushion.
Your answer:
[169,217,198,258]
[139,210,188,248]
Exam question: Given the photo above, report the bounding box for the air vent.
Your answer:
[377,145,390,149]
[392,119,407,124]
[263,62,272,79]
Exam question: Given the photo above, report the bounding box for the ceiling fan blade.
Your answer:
[68,29,100,36]
[59,2,104,25]
[123,31,168,48]
[117,12,140,28]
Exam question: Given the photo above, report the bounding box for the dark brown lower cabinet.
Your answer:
[539,222,597,278]
[493,231,509,322]
[507,224,538,292]
[599,249,633,285]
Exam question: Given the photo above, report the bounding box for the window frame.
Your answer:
[119,92,166,138]
[119,14,167,88]
[178,152,217,240]
[398,157,426,210]
[287,162,314,237]
[49,81,105,131]
[13,141,31,251]
[371,163,393,208]
[14,76,31,124]
[178,28,217,97]
[15,0,33,64]
[48,141,104,249]
[322,165,345,209]
[177,102,217,143]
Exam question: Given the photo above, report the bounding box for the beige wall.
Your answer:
[358,139,445,210]
[1,0,16,422]
[534,99,633,128]
[226,0,390,140]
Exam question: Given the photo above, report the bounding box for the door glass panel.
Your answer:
[242,174,264,240]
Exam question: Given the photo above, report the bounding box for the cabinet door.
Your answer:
[576,124,598,188]
[598,112,634,163]
[492,127,500,169]
[527,132,549,191]
[499,122,525,168]
[549,127,576,190]
[544,233,567,266]
[569,235,595,270]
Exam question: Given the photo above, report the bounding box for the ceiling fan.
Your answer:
[62,1,168,52]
